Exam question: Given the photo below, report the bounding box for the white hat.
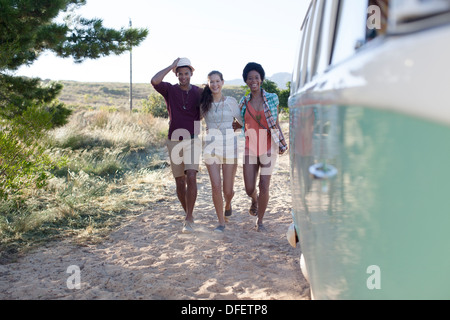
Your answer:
[173,58,195,73]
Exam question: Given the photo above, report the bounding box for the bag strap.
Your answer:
[245,101,269,132]
[244,99,288,155]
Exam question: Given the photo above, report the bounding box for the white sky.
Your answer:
[16,0,309,85]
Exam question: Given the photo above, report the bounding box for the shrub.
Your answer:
[141,93,168,118]
[0,106,56,200]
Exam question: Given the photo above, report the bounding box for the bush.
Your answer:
[0,106,58,200]
[141,93,168,118]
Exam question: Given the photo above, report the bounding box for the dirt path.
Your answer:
[0,149,310,300]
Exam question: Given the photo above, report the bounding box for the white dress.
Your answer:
[203,96,243,164]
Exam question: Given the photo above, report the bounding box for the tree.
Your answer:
[0,0,148,120]
[278,81,291,112]
[0,0,149,200]
[263,80,291,112]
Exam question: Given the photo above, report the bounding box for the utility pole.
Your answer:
[129,18,133,113]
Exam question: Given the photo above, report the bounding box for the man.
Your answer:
[151,58,202,233]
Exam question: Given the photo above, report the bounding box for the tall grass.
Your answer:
[0,110,171,262]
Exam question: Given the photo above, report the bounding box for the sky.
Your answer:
[15,0,310,85]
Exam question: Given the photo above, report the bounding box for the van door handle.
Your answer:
[309,163,338,180]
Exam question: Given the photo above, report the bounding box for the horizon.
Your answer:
[41,71,292,88]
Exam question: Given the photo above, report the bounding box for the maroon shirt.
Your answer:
[153,82,201,140]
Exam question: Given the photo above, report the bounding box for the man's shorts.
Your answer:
[166,137,202,178]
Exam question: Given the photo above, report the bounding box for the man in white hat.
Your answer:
[151,58,202,233]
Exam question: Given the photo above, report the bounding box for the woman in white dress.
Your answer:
[200,71,243,232]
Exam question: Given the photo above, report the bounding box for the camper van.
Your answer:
[287,0,450,299]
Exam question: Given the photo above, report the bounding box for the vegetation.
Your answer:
[142,92,168,118]
[0,0,148,201]
[0,0,157,261]
[56,80,153,110]
[0,110,170,262]
[57,81,249,118]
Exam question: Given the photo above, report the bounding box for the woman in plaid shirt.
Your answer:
[238,62,287,232]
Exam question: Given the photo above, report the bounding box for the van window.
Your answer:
[367,0,389,40]
[388,0,448,34]
[331,0,389,66]
[331,0,369,66]
[306,0,325,82]
[314,0,339,77]
[292,0,390,92]
[292,2,313,92]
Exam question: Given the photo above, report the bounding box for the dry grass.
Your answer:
[0,109,172,262]
[55,80,247,111]
[55,81,154,110]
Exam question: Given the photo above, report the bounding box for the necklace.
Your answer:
[250,97,264,121]
[212,95,224,112]
[256,101,263,121]
[212,96,224,130]
[181,85,191,110]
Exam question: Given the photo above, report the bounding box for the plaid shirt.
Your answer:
[239,89,288,154]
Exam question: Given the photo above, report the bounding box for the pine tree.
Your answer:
[0,0,149,199]
[0,0,148,119]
